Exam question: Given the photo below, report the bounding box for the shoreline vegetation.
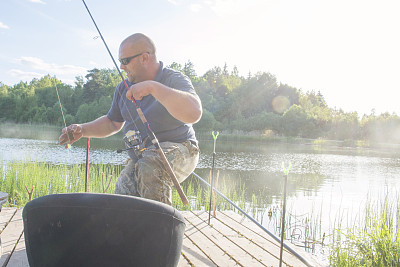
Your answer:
[1,68,400,145]
[1,159,399,266]
[2,123,400,156]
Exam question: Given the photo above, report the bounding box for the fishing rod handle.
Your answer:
[155,148,189,205]
[144,121,189,205]
[136,107,147,123]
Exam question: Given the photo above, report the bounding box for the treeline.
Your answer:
[1,62,399,143]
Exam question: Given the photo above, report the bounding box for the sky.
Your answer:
[1,0,399,116]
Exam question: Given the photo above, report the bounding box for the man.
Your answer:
[59,33,202,205]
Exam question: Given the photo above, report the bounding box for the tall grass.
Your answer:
[12,160,400,267]
[1,160,325,258]
[0,161,122,206]
[0,161,253,211]
[172,172,250,211]
[329,196,400,266]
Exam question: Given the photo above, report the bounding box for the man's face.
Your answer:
[119,43,144,83]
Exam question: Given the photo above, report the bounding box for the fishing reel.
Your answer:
[117,130,146,158]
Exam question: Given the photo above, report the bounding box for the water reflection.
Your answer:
[0,137,128,165]
[2,137,400,200]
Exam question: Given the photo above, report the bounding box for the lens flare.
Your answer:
[272,95,290,114]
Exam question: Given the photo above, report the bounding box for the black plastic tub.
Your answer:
[23,193,185,267]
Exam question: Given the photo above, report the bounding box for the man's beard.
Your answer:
[127,72,136,83]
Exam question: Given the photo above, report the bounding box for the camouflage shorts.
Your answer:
[114,140,199,205]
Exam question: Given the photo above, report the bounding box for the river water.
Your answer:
[1,136,400,262]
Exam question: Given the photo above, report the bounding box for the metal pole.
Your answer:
[208,131,219,225]
[279,173,288,267]
[85,138,90,192]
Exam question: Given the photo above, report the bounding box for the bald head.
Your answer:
[120,33,156,55]
[119,33,160,82]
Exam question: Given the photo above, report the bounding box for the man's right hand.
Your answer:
[59,124,83,148]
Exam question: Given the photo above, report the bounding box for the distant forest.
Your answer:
[1,61,399,143]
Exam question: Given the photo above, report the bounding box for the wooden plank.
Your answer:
[0,208,28,266]
[177,252,193,267]
[218,211,324,267]
[195,211,280,266]
[0,192,8,202]
[183,211,241,267]
[0,208,323,267]
[1,230,27,267]
[0,208,18,232]
[179,233,216,266]
[185,211,267,267]
[215,211,290,263]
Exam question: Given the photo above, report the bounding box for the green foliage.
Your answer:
[0,82,10,97]
[360,112,400,143]
[0,161,123,207]
[329,197,400,266]
[1,64,400,143]
[194,109,217,130]
[281,105,317,137]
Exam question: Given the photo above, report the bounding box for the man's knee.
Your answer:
[114,160,140,196]
[135,156,172,205]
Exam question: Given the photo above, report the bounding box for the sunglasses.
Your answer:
[119,52,149,65]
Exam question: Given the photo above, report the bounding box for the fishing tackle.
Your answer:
[122,130,146,158]
[81,0,189,205]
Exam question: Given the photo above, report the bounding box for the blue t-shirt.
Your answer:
[107,61,198,160]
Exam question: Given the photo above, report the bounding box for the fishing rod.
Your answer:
[81,0,189,205]
[55,79,90,192]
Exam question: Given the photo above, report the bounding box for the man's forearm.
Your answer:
[81,115,124,138]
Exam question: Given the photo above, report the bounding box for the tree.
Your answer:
[83,69,106,103]
[231,66,239,77]
[0,96,16,121]
[329,109,359,140]
[0,82,9,97]
[167,62,183,72]
[194,109,217,130]
[183,60,197,82]
[281,105,317,137]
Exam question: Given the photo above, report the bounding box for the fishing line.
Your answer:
[54,78,81,189]
[81,0,140,129]
[54,80,68,131]
[54,78,75,144]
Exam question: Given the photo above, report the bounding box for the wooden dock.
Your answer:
[0,207,325,267]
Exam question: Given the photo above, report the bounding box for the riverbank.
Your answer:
[3,122,400,152]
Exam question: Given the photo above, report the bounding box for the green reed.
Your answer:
[1,161,253,211]
[1,160,325,253]
[329,195,400,266]
[0,161,122,207]
[172,172,250,211]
